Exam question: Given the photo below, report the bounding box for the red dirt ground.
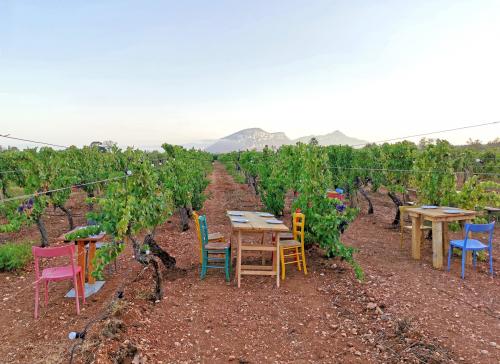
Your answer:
[0,162,498,363]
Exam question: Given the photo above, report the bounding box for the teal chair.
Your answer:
[199,215,231,281]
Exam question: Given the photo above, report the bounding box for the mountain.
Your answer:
[203,128,369,153]
[293,130,367,147]
[205,128,290,153]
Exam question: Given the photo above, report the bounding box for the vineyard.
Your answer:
[0,139,499,363]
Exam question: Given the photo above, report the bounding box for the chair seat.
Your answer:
[208,232,224,241]
[205,242,230,250]
[41,265,81,280]
[279,232,294,240]
[280,239,301,248]
[450,239,488,250]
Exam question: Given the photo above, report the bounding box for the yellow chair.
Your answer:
[399,205,431,248]
[192,211,225,264]
[279,212,307,280]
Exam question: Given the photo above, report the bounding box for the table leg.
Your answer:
[77,241,86,283]
[442,222,449,258]
[275,234,280,288]
[88,241,96,284]
[237,231,242,288]
[411,215,422,260]
[261,233,266,265]
[432,221,443,269]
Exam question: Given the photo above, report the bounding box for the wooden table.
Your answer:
[408,207,477,269]
[59,226,106,284]
[228,211,289,288]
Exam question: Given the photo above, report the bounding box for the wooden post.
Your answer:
[237,231,242,288]
[432,221,443,269]
[87,241,96,284]
[275,233,280,288]
[442,222,449,258]
[411,215,422,260]
[77,240,86,283]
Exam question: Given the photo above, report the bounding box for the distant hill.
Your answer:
[205,128,290,153]
[293,130,367,147]
[203,128,368,153]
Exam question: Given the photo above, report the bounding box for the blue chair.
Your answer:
[447,222,495,279]
[199,215,231,281]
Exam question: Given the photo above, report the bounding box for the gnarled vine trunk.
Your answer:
[388,191,403,226]
[36,217,49,247]
[58,205,74,230]
[359,188,373,214]
[130,234,177,302]
[179,207,190,231]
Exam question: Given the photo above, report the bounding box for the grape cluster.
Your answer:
[335,203,346,213]
[17,198,34,213]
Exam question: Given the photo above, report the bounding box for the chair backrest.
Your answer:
[292,213,305,244]
[32,245,77,279]
[198,215,209,252]
[192,211,202,244]
[464,222,495,248]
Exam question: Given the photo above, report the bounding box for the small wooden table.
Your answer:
[228,211,289,288]
[59,226,106,284]
[408,207,477,269]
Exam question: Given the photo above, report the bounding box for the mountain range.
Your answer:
[195,128,368,153]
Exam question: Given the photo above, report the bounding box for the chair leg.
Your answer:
[473,251,477,269]
[34,282,39,319]
[295,247,301,271]
[301,247,308,275]
[200,251,208,279]
[280,248,286,280]
[225,249,230,282]
[461,251,466,279]
[447,245,452,271]
[489,248,494,276]
[73,277,80,315]
[44,281,49,307]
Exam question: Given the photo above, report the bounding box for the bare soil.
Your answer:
[0,162,498,363]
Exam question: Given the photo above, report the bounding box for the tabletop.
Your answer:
[58,226,106,243]
[408,207,477,221]
[227,211,289,233]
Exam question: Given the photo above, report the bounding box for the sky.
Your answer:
[1,0,499,149]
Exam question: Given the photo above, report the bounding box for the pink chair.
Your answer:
[33,245,85,319]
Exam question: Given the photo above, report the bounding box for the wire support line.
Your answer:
[0,134,69,149]
[350,120,500,147]
[330,166,500,177]
[0,175,129,203]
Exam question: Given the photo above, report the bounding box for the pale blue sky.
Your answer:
[1,0,499,149]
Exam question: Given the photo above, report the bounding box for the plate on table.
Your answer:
[443,209,462,214]
[258,212,274,217]
[421,205,438,209]
[231,218,249,223]
[266,219,283,224]
[228,212,244,216]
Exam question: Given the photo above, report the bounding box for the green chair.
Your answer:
[199,215,231,281]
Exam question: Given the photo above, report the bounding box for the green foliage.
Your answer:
[414,140,457,205]
[0,241,32,271]
[91,241,125,280]
[64,225,103,241]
